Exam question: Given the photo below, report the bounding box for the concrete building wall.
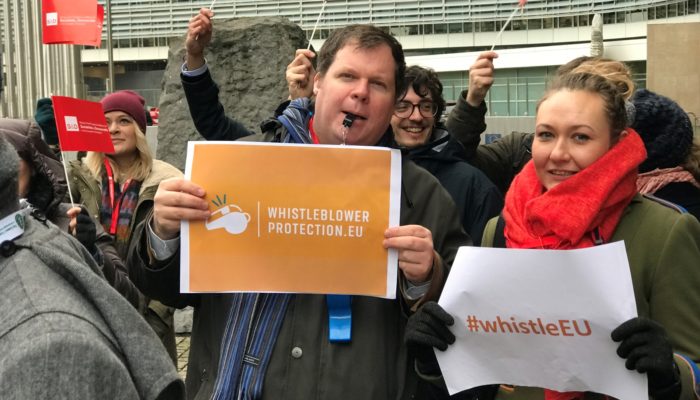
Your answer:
[647,22,700,134]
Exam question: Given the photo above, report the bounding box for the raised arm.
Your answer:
[180,8,254,141]
[446,51,497,160]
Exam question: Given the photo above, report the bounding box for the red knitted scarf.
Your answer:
[503,129,646,399]
[504,129,646,251]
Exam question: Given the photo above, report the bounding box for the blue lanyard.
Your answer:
[327,294,352,342]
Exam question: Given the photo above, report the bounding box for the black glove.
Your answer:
[405,301,455,374]
[74,207,97,254]
[34,98,58,146]
[611,317,681,400]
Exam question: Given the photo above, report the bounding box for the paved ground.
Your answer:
[176,334,191,380]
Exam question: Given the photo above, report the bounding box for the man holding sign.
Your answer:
[126,9,469,400]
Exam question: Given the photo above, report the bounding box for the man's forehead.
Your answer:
[331,41,395,67]
[402,85,432,100]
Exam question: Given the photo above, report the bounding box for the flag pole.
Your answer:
[106,0,114,93]
[195,0,217,41]
[52,93,76,206]
[307,0,327,50]
[60,151,76,207]
[490,5,521,51]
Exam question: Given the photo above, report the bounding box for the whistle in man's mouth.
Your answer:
[342,113,357,128]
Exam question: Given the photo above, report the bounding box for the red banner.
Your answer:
[52,96,114,153]
[42,0,103,47]
[93,5,104,46]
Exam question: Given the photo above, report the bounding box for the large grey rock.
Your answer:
[157,17,308,170]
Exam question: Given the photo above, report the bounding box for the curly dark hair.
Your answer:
[403,65,446,125]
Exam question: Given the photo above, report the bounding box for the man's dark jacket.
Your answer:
[407,127,503,245]
[126,68,470,400]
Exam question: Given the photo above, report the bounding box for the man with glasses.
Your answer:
[390,65,502,245]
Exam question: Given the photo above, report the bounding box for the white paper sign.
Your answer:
[437,241,647,400]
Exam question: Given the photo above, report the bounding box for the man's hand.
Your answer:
[185,8,214,70]
[384,225,434,283]
[152,178,210,240]
[466,51,498,107]
[286,49,316,100]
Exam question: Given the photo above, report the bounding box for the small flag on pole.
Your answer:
[491,0,528,51]
[42,0,104,47]
[52,96,114,153]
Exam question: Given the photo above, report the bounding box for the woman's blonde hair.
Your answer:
[557,56,635,101]
[571,60,635,101]
[85,122,153,183]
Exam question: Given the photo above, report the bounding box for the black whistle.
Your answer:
[342,113,357,128]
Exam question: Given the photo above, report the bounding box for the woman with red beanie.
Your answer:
[405,72,700,400]
[69,90,182,364]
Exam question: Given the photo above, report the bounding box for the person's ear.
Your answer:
[313,72,321,96]
[610,129,629,147]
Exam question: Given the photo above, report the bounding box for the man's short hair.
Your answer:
[404,66,446,125]
[317,24,406,100]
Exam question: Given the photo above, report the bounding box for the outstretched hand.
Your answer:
[611,317,681,400]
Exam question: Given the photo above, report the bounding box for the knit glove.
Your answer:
[74,207,98,255]
[35,98,58,146]
[611,317,681,400]
[405,301,455,374]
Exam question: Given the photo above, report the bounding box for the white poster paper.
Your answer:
[437,241,647,400]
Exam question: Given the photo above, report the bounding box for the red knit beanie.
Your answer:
[101,90,147,133]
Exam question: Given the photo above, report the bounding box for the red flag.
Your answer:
[91,5,105,47]
[52,96,114,153]
[518,0,528,7]
[42,0,103,46]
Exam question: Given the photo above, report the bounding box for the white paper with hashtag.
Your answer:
[436,241,647,400]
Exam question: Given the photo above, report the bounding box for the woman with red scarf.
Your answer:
[405,72,700,400]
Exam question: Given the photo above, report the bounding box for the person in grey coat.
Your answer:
[0,136,184,400]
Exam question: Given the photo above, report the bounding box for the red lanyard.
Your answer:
[308,116,320,144]
[103,159,132,235]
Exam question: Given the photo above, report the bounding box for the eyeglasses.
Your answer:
[394,101,438,118]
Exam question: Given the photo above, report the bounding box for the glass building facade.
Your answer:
[100,0,698,48]
[82,0,698,115]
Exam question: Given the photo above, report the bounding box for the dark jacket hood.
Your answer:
[0,118,67,215]
[404,125,468,164]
